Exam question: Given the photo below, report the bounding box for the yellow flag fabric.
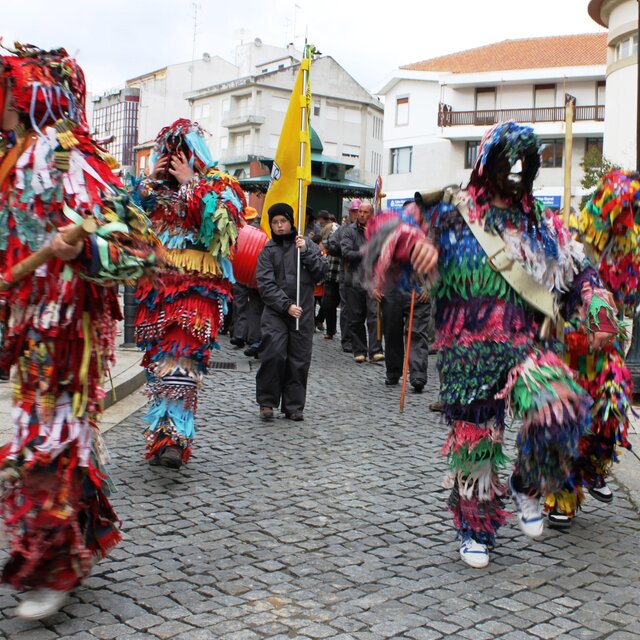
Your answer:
[261,58,311,238]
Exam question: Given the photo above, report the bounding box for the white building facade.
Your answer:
[377,35,607,212]
[187,55,384,187]
[589,0,639,169]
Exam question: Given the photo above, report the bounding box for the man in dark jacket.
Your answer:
[326,199,360,352]
[255,203,327,421]
[341,202,383,363]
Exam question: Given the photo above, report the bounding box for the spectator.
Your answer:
[341,202,384,363]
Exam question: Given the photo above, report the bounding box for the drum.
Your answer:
[232,224,268,289]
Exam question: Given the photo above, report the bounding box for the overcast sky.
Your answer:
[2,0,606,95]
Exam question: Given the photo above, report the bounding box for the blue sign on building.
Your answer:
[386,198,413,212]
[535,195,562,209]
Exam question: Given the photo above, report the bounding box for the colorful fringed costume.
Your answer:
[363,122,617,554]
[546,169,638,518]
[134,119,245,465]
[0,44,160,593]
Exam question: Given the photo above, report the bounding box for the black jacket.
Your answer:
[340,222,367,286]
[256,236,327,318]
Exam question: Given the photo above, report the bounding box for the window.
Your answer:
[540,139,563,168]
[395,96,409,126]
[596,81,606,106]
[326,105,339,120]
[585,137,603,157]
[344,108,361,124]
[313,102,321,117]
[390,146,412,174]
[534,84,556,108]
[465,141,480,169]
[372,116,383,140]
[324,142,338,157]
[615,34,638,61]
[221,98,230,113]
[342,144,360,158]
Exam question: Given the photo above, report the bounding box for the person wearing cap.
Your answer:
[325,199,361,352]
[230,207,264,356]
[255,203,327,421]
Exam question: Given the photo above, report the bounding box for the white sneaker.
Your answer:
[459,539,489,568]
[588,481,613,504]
[16,589,68,620]
[510,476,544,539]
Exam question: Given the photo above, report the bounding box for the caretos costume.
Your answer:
[0,44,160,592]
[546,169,637,520]
[363,122,617,556]
[134,119,245,465]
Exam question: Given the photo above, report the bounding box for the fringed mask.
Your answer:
[151,118,215,177]
[0,41,87,133]
[472,121,541,203]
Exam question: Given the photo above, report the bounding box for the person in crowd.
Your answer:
[341,201,384,363]
[134,119,245,469]
[363,121,617,568]
[230,207,264,357]
[319,211,340,339]
[0,43,160,619]
[326,199,360,352]
[376,285,430,393]
[255,203,327,421]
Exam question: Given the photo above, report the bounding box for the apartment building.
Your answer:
[377,34,607,211]
[186,55,384,188]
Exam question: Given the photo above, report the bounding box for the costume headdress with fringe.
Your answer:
[151,118,215,176]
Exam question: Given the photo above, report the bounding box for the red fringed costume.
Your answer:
[0,43,160,592]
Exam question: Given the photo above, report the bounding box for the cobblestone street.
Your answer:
[1,332,640,639]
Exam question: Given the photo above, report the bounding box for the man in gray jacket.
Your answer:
[255,203,327,421]
[341,202,384,363]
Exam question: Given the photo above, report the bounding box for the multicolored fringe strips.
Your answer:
[134,121,246,463]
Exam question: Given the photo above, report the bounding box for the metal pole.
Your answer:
[295,46,310,331]
[122,283,138,347]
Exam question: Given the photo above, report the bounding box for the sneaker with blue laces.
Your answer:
[509,475,544,538]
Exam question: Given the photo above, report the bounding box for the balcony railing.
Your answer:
[438,104,605,127]
[221,110,266,129]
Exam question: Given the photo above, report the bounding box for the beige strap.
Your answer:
[448,188,557,320]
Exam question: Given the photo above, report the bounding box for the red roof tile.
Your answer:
[401,34,607,74]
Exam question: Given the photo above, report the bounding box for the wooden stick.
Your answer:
[400,290,416,413]
[0,218,97,291]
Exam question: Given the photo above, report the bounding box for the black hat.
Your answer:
[268,202,295,227]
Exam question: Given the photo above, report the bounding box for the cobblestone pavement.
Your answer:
[1,331,640,640]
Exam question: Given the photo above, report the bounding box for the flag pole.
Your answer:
[296,42,311,330]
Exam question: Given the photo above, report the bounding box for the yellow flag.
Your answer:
[262,57,311,238]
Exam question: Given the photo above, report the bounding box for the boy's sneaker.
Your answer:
[17,589,68,619]
[547,507,573,529]
[588,480,613,504]
[459,538,489,568]
[509,475,544,538]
